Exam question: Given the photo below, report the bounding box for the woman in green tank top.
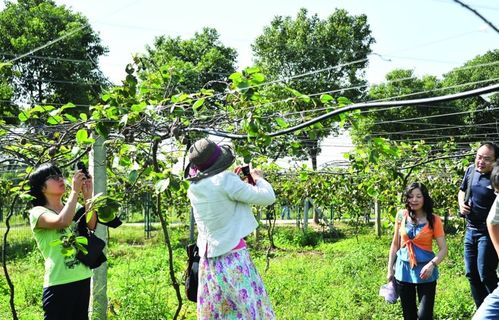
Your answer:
[28,162,96,320]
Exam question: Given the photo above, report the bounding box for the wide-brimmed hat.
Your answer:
[186,138,235,182]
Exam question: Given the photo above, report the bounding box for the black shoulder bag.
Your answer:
[460,164,475,217]
[74,207,107,269]
[184,243,200,302]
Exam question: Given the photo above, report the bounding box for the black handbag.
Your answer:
[184,243,200,302]
[74,207,107,269]
[75,231,107,269]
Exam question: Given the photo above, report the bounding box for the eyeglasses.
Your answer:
[46,174,64,181]
[476,154,494,163]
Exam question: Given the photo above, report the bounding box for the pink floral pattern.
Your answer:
[197,248,275,319]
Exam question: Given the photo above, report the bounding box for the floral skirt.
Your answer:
[197,248,275,320]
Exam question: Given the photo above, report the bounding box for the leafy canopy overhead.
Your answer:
[0,0,108,110]
[138,27,238,95]
[252,8,375,169]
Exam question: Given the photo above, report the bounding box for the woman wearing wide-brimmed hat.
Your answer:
[186,138,276,319]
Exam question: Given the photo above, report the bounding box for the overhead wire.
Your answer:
[211,76,499,128]
[369,105,499,126]
[213,63,499,118]
[184,83,499,139]
[369,121,498,137]
[7,26,87,64]
[3,39,497,113]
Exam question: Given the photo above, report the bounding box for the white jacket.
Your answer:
[187,171,276,258]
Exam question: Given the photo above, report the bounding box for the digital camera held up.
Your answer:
[238,165,256,186]
[76,161,90,178]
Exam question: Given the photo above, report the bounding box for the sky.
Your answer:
[53,0,499,85]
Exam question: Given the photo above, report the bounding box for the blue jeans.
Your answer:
[281,206,290,219]
[473,286,499,319]
[464,227,499,308]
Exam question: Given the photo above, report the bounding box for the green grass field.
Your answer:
[1,224,475,319]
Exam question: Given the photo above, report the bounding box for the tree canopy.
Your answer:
[350,50,499,146]
[138,27,238,95]
[252,8,375,169]
[0,0,108,111]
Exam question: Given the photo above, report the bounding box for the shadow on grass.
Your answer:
[0,239,36,262]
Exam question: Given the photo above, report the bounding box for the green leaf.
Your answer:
[33,105,54,113]
[229,72,243,81]
[63,247,75,257]
[47,115,63,125]
[286,88,302,97]
[61,103,76,111]
[131,102,147,113]
[244,67,260,75]
[251,73,265,83]
[18,111,29,122]
[243,154,252,164]
[86,210,94,224]
[192,98,205,111]
[80,113,88,121]
[76,236,88,245]
[128,170,138,183]
[367,186,378,197]
[76,129,89,144]
[275,117,288,128]
[337,96,352,106]
[96,198,119,222]
[75,243,88,255]
[299,171,308,181]
[320,94,334,104]
[155,179,170,193]
[64,113,77,122]
[299,94,311,103]
[95,122,109,138]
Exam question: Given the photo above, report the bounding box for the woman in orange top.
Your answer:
[387,182,448,320]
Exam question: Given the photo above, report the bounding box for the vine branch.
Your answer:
[453,0,499,34]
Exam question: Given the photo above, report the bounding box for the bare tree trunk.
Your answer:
[152,139,182,319]
[2,195,19,320]
[303,198,310,232]
[311,155,317,171]
[374,200,381,238]
[90,136,108,320]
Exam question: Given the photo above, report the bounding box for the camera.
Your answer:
[76,161,90,178]
[241,165,250,176]
[239,165,255,186]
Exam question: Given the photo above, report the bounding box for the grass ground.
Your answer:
[1,223,475,319]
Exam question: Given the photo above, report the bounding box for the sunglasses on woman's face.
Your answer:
[46,174,64,181]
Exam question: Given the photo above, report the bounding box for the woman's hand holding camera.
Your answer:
[71,172,86,195]
[81,175,93,201]
[234,165,263,185]
[250,169,264,182]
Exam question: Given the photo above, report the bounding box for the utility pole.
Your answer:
[90,136,108,320]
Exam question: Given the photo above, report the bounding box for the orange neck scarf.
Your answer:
[399,211,434,269]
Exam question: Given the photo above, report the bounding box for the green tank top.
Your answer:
[29,206,92,287]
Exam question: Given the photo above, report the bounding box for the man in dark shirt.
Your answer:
[458,142,499,308]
